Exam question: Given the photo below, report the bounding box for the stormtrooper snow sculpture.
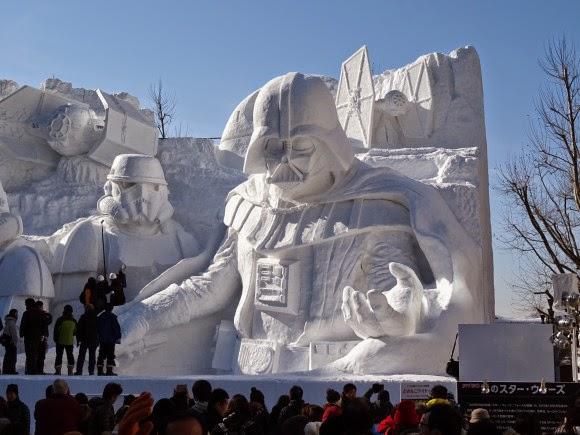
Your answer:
[0,181,54,315]
[12,154,201,314]
[120,73,485,375]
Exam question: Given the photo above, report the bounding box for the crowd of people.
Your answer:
[0,380,575,435]
[0,270,125,376]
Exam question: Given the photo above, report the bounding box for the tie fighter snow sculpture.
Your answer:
[336,46,434,148]
[0,85,157,170]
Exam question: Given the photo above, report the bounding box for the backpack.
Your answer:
[0,333,11,347]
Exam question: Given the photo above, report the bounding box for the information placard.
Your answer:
[458,382,580,433]
[400,383,437,401]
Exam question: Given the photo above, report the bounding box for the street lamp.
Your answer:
[551,293,580,381]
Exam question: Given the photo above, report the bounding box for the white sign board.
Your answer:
[459,323,555,382]
[400,383,437,401]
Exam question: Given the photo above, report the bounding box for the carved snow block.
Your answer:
[254,257,300,315]
[235,339,281,374]
[211,320,237,372]
[309,341,359,370]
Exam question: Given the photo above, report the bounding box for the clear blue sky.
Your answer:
[2,0,580,316]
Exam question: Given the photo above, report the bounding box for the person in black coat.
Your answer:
[96,303,121,376]
[212,395,262,435]
[6,384,30,435]
[36,300,53,375]
[277,386,304,428]
[19,298,44,375]
[94,276,111,314]
[363,384,393,424]
[75,304,99,375]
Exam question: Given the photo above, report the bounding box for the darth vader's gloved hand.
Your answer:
[341,262,425,339]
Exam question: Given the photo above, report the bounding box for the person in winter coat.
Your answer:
[97,303,121,376]
[115,394,136,425]
[377,400,419,434]
[19,298,44,374]
[467,408,500,435]
[34,379,83,435]
[36,300,53,375]
[207,388,230,432]
[5,384,30,435]
[249,387,270,434]
[278,386,305,427]
[74,393,92,435]
[192,379,212,417]
[269,395,289,433]
[364,384,393,425]
[341,383,358,409]
[322,389,342,423]
[88,382,123,435]
[2,309,19,374]
[75,304,99,375]
[0,397,11,433]
[94,275,111,314]
[110,267,127,307]
[211,394,262,435]
[54,305,77,375]
[425,386,450,409]
[80,277,97,307]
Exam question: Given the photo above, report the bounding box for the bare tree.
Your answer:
[497,38,580,318]
[148,79,176,139]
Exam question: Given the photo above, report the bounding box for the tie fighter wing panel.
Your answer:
[0,86,68,166]
[336,46,375,148]
[89,90,158,166]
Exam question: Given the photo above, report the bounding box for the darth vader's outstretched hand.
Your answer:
[341,262,425,339]
[118,307,150,352]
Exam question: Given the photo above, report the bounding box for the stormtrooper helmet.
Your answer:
[99,154,173,226]
[107,154,167,186]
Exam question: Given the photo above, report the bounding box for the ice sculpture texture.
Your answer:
[0,46,493,375]
[118,49,493,375]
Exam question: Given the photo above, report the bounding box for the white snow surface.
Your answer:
[8,138,244,245]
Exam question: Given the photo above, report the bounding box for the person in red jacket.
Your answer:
[377,400,420,435]
[34,379,83,435]
[322,389,342,423]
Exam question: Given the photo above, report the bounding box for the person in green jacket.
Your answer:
[54,305,77,375]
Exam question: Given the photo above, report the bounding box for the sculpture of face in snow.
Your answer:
[244,73,355,203]
[0,183,22,249]
[263,136,340,202]
[97,155,174,227]
[46,104,104,156]
[108,180,171,225]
